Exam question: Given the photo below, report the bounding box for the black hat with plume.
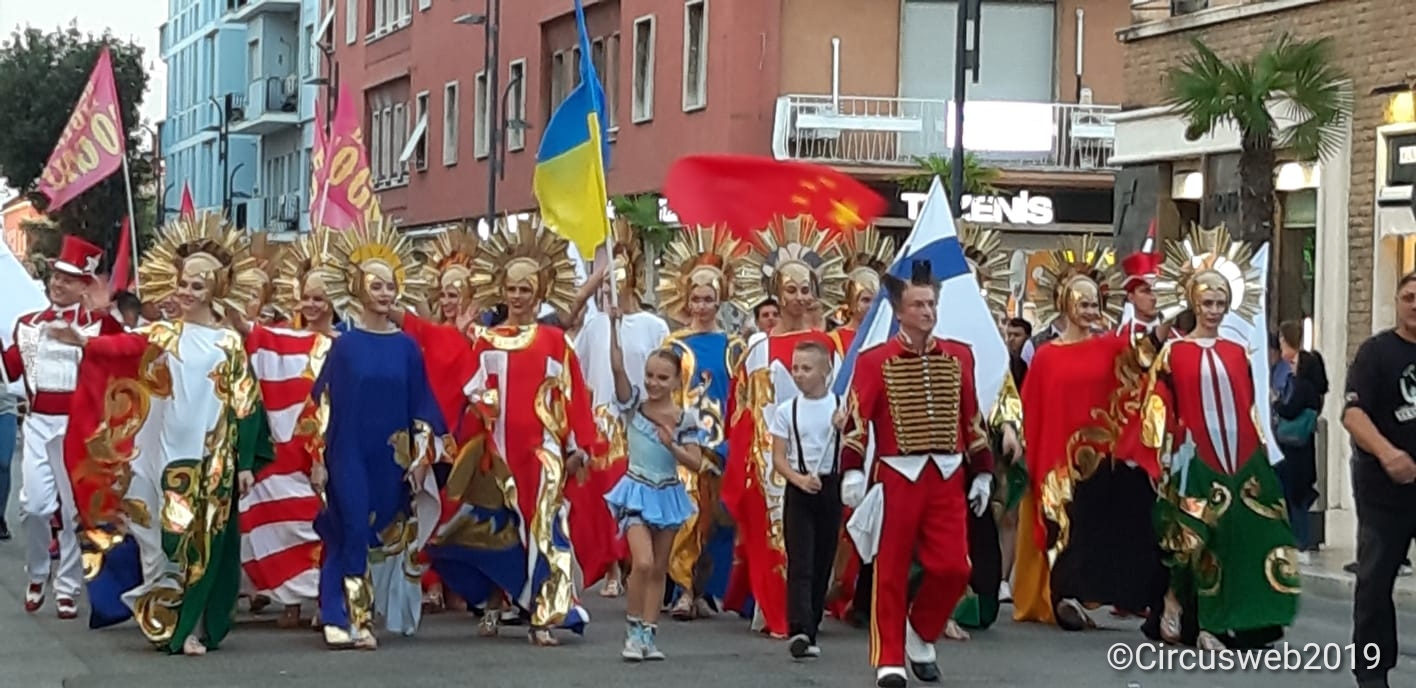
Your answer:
[882,259,936,304]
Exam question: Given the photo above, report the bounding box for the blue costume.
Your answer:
[603,388,702,531]
[311,324,445,641]
[664,329,744,602]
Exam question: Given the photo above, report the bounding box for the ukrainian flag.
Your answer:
[534,0,612,260]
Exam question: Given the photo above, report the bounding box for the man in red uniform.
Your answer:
[1,235,123,618]
[1117,250,1176,340]
[839,260,995,688]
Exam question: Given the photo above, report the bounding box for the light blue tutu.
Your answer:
[603,474,697,532]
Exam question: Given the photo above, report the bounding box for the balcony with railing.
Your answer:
[228,75,301,135]
[226,0,301,22]
[772,95,1119,173]
[248,192,304,231]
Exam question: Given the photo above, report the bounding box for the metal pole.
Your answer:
[485,0,501,232]
[948,0,969,215]
[221,94,231,217]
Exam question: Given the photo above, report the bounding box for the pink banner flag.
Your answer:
[312,84,380,230]
[38,47,128,212]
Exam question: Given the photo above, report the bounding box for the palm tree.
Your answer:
[897,153,1002,197]
[610,193,674,250]
[1167,34,1351,324]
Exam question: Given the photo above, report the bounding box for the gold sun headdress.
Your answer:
[833,225,896,320]
[246,230,288,320]
[657,225,750,320]
[737,216,848,310]
[138,213,265,317]
[273,226,334,319]
[425,223,481,308]
[609,216,649,299]
[1153,224,1263,321]
[321,217,432,317]
[958,223,1011,317]
[1032,234,1122,329]
[468,221,579,315]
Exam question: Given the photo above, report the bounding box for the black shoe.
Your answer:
[876,673,907,688]
[910,661,941,683]
[0,519,9,540]
[788,633,811,658]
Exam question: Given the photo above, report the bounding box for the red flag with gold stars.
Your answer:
[663,155,886,239]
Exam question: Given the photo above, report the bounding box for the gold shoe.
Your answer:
[478,611,500,637]
[528,626,560,646]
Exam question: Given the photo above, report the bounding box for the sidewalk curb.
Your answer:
[1300,568,1416,613]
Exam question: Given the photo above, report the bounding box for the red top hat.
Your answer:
[1120,251,1161,292]
[51,235,103,280]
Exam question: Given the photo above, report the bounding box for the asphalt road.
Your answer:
[2,460,1416,688]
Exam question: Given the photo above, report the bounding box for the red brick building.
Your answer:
[330,0,1130,242]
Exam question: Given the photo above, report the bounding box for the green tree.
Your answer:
[896,153,1002,198]
[0,25,153,269]
[611,193,674,250]
[1166,34,1351,323]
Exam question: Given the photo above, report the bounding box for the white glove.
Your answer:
[967,473,993,517]
[841,470,867,509]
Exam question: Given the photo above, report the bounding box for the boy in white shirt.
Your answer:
[769,341,843,659]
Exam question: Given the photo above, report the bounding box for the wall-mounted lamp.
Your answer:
[1275,161,1321,192]
[1172,170,1204,200]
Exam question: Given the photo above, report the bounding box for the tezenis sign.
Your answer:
[900,190,1055,224]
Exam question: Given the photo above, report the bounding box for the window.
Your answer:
[571,45,582,88]
[419,0,430,10]
[507,60,527,151]
[370,86,413,187]
[682,0,707,111]
[474,71,490,159]
[607,33,621,130]
[550,51,566,113]
[411,92,427,170]
[393,102,407,177]
[631,16,655,123]
[591,38,606,83]
[370,0,411,37]
[443,81,459,165]
[345,0,357,44]
[371,108,384,179]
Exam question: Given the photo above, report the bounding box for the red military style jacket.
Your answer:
[3,303,124,416]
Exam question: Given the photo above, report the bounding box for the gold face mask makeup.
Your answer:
[776,260,816,297]
[504,257,541,295]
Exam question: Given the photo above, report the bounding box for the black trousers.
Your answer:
[784,475,843,642]
[1353,491,1416,685]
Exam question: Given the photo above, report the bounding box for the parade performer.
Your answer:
[828,226,894,353]
[838,260,995,688]
[311,220,446,649]
[60,215,263,655]
[1015,236,1166,634]
[1,235,122,619]
[237,229,336,629]
[398,224,482,614]
[820,226,894,623]
[724,216,846,638]
[1132,226,1299,649]
[1117,249,1179,340]
[428,223,604,647]
[574,218,670,597]
[656,226,750,620]
[604,317,708,661]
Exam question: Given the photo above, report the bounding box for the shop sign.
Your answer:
[900,190,1055,224]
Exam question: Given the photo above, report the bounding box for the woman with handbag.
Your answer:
[1272,321,1329,556]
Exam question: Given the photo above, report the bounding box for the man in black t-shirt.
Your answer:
[1343,271,1416,688]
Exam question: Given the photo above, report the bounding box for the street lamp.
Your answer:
[456,0,501,233]
[202,94,234,216]
[948,0,982,216]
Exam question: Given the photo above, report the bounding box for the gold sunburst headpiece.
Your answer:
[1032,234,1122,329]
[610,217,649,298]
[321,218,432,318]
[247,230,288,320]
[425,223,481,311]
[657,225,750,320]
[833,225,896,320]
[138,213,265,318]
[468,221,579,316]
[1154,224,1263,321]
[958,223,1011,317]
[273,226,334,319]
[738,215,848,311]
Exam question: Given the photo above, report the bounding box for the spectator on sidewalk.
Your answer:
[0,373,14,540]
[1273,320,1328,559]
[1343,271,1416,688]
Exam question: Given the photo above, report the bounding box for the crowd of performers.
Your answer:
[2,211,1302,687]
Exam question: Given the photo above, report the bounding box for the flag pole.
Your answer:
[120,154,141,295]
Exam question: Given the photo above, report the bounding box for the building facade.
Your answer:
[331,0,1127,282]
[1114,0,1416,551]
[159,0,320,232]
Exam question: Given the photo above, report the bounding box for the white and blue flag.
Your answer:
[831,177,1009,416]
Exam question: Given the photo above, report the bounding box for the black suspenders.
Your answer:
[792,395,841,476]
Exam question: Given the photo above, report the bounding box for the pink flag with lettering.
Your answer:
[311,84,380,230]
[38,47,128,211]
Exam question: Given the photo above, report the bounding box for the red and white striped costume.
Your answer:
[239,326,329,605]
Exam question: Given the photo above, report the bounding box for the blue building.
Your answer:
[159,0,319,233]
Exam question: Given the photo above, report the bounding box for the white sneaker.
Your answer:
[621,622,645,662]
[805,644,822,657]
[998,581,1013,603]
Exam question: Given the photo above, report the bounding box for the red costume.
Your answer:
[1117,251,1178,341]
[840,333,993,678]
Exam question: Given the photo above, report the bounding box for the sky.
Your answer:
[0,0,168,127]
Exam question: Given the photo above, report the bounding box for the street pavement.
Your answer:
[3,465,1416,687]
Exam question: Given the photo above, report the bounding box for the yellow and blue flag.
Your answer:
[534,0,612,260]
